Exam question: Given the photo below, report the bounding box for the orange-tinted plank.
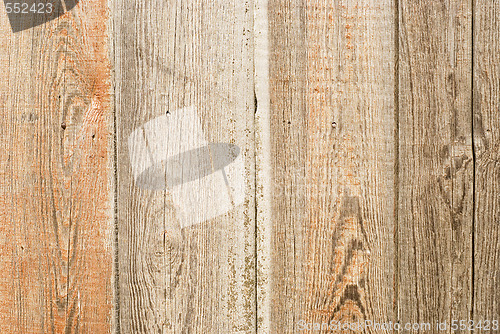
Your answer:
[0,1,114,332]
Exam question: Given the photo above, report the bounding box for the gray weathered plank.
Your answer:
[473,0,500,325]
[114,0,256,332]
[263,0,396,331]
[398,0,474,327]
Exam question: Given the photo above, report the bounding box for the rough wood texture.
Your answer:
[398,0,474,327]
[1,0,500,332]
[254,0,273,331]
[266,0,396,331]
[0,1,114,333]
[267,1,308,331]
[473,0,500,323]
[114,0,255,332]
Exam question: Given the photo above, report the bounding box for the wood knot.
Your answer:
[440,138,472,179]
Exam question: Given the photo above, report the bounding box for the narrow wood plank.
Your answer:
[267,1,308,331]
[398,0,473,327]
[473,0,500,324]
[255,0,273,331]
[266,0,396,331]
[114,0,256,332]
[0,1,115,333]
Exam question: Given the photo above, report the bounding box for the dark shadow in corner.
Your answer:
[4,0,79,33]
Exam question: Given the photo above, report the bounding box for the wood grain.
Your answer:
[267,1,308,331]
[113,0,255,332]
[473,0,500,324]
[254,0,273,331]
[0,0,500,332]
[0,1,114,333]
[398,0,474,327]
[266,0,396,331]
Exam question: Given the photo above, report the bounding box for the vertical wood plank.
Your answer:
[473,0,500,323]
[398,0,473,327]
[0,1,115,333]
[266,0,396,331]
[255,0,273,331]
[267,1,308,331]
[114,0,256,332]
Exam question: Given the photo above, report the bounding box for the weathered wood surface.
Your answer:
[0,1,114,333]
[263,0,396,331]
[473,0,500,324]
[398,0,474,328]
[0,0,499,333]
[113,0,255,332]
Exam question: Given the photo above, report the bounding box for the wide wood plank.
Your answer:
[114,0,256,332]
[398,0,474,327]
[264,0,396,331]
[0,1,114,333]
[473,0,500,324]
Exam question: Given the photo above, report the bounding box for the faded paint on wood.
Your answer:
[114,0,255,332]
[254,0,273,332]
[398,0,473,326]
[473,0,500,323]
[0,1,114,333]
[305,0,395,329]
[0,0,499,332]
[265,0,396,331]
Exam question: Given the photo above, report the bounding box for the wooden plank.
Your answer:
[266,1,308,331]
[0,1,115,333]
[114,0,256,332]
[265,0,396,331]
[473,0,500,324]
[398,0,474,327]
[254,0,272,331]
